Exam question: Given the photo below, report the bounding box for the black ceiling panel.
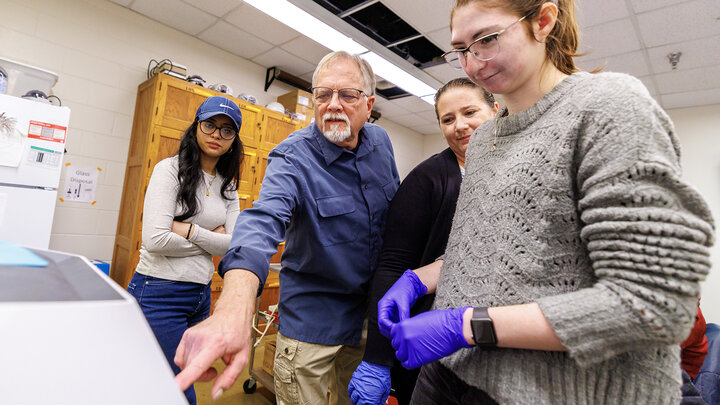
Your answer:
[390,37,445,66]
[310,0,444,66]
[345,3,417,44]
[315,0,367,13]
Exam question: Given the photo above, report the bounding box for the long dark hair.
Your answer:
[174,118,244,222]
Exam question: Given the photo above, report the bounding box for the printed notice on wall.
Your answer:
[63,166,99,203]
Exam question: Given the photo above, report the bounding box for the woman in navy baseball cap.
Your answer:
[127,96,243,404]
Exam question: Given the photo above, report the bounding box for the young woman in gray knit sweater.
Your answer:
[377,1,715,404]
[127,96,243,405]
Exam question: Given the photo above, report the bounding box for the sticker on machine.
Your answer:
[27,120,67,143]
[26,146,63,169]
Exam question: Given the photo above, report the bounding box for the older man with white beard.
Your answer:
[174,51,400,405]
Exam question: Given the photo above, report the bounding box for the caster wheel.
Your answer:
[243,378,257,394]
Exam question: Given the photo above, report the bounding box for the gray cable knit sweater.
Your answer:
[433,72,714,404]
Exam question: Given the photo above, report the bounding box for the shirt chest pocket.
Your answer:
[316,194,359,246]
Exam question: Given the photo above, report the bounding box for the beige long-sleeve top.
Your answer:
[134,156,239,285]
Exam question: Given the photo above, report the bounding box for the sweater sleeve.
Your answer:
[189,190,239,257]
[141,158,206,257]
[364,165,437,366]
[537,75,715,367]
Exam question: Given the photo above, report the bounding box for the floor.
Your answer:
[194,334,276,405]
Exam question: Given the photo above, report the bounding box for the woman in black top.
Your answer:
[348,78,498,405]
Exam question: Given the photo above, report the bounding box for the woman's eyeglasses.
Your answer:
[442,14,528,70]
[312,87,366,105]
[199,120,237,140]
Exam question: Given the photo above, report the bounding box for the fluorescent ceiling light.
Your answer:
[361,52,436,103]
[243,0,437,105]
[243,0,367,54]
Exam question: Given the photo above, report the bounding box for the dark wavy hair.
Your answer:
[174,118,244,222]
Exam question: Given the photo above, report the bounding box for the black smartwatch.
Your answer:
[471,307,497,348]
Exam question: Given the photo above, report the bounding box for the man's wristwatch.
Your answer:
[471,307,497,348]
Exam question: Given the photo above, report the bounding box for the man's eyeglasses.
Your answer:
[199,120,237,140]
[312,87,366,105]
[442,14,529,70]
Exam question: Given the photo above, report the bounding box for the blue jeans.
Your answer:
[128,273,211,405]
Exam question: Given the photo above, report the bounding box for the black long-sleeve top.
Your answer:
[364,147,462,365]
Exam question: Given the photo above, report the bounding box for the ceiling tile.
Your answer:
[426,27,451,51]
[413,111,435,125]
[381,0,454,33]
[299,71,314,84]
[280,36,332,66]
[579,18,641,60]
[416,110,437,124]
[108,0,132,6]
[225,4,301,45]
[391,95,435,113]
[647,36,720,74]
[661,88,720,109]
[576,50,651,77]
[373,97,411,118]
[575,0,629,28]
[630,0,688,13]
[636,0,720,48]
[131,0,216,36]
[410,123,441,136]
[199,21,274,60]
[390,112,433,128]
[574,57,598,73]
[182,0,240,18]
[423,64,467,85]
[252,47,316,78]
[655,65,720,94]
[636,75,659,97]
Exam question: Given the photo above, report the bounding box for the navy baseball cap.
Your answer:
[196,96,242,132]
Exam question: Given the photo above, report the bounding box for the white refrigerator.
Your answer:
[0,93,70,249]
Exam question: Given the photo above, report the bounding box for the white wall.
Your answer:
[422,127,448,158]
[377,117,427,179]
[0,0,427,264]
[668,104,720,323]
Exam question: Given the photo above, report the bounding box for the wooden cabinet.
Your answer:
[259,109,299,150]
[110,73,303,291]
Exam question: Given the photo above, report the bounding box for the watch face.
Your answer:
[472,320,496,345]
[472,308,497,346]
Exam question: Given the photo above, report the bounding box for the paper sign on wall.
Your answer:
[62,165,99,203]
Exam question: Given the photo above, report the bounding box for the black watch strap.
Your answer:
[471,307,497,348]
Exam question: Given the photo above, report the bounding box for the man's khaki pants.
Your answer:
[273,324,367,405]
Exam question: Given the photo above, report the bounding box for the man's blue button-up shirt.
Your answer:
[219,122,399,345]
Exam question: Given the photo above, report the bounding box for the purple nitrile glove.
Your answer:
[378,270,428,339]
[348,361,392,405]
[390,306,472,369]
